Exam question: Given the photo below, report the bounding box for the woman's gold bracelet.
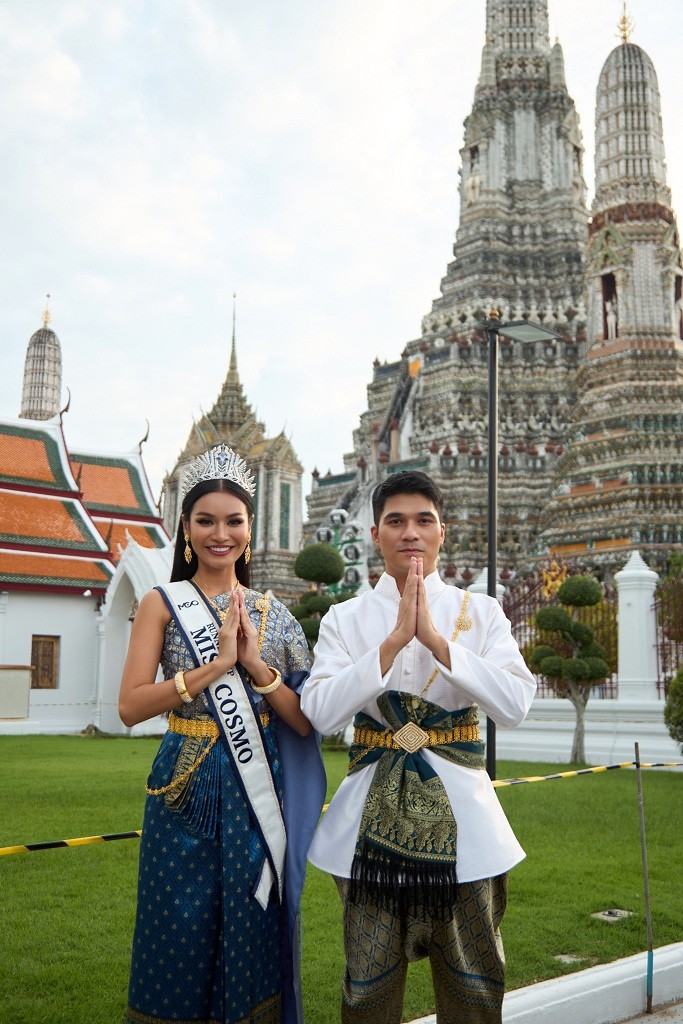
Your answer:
[250,668,282,695]
[174,670,193,704]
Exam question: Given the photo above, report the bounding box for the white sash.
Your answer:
[158,580,286,910]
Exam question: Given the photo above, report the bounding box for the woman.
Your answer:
[119,444,325,1024]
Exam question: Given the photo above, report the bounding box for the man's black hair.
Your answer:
[371,471,444,526]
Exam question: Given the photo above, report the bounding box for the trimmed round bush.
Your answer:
[580,640,608,660]
[294,543,344,586]
[536,606,573,632]
[289,603,309,619]
[562,658,590,682]
[305,594,336,615]
[566,621,593,645]
[298,616,321,641]
[530,645,556,669]
[584,657,610,680]
[664,666,683,751]
[539,655,564,679]
[557,575,603,607]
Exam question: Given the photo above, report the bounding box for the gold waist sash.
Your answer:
[353,720,480,755]
[168,710,270,735]
[169,714,218,737]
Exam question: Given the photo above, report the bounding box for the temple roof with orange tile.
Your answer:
[0,489,108,552]
[0,419,76,492]
[90,519,168,561]
[0,549,112,592]
[70,450,157,516]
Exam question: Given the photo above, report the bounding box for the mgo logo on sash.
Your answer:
[190,623,219,663]
[214,678,253,763]
[178,599,199,610]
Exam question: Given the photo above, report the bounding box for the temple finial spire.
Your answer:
[42,293,51,328]
[230,291,237,372]
[617,2,634,42]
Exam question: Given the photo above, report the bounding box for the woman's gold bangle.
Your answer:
[250,668,282,695]
[174,670,193,704]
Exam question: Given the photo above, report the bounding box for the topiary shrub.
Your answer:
[528,573,608,763]
[294,543,344,589]
[664,666,683,753]
[556,575,603,607]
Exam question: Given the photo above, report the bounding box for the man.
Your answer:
[300,471,536,1024]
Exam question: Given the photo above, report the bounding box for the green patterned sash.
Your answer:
[348,690,485,916]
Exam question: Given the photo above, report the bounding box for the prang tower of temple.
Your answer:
[306,1,683,580]
[540,22,683,564]
[308,0,591,581]
[19,298,63,422]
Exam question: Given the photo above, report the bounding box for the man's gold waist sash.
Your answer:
[353,720,480,755]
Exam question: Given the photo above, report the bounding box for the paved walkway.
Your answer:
[620,1002,683,1023]
[408,942,683,1024]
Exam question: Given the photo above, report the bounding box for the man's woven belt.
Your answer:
[353,720,480,755]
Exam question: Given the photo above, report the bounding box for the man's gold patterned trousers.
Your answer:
[334,874,507,1024]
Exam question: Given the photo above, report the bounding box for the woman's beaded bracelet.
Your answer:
[174,670,193,704]
[250,668,282,695]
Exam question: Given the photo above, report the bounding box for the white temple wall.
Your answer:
[0,591,100,734]
[495,699,679,766]
[97,574,134,734]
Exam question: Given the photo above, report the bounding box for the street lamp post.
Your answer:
[480,310,561,780]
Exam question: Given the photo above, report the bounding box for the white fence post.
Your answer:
[614,551,659,702]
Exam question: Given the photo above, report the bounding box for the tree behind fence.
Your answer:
[654,574,683,698]
[502,570,619,698]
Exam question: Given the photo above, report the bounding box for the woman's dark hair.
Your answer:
[170,478,255,586]
[371,471,444,526]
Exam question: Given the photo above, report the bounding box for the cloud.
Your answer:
[0,11,86,125]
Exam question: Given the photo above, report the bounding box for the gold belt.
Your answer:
[353,721,480,755]
[168,711,270,735]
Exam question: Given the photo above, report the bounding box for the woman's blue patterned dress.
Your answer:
[125,589,324,1024]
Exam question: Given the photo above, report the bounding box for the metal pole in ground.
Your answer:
[634,741,654,1013]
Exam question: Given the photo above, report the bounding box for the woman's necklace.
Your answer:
[419,591,473,696]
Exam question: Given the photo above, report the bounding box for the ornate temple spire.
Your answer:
[425,0,587,328]
[230,291,237,374]
[207,297,254,432]
[617,3,634,43]
[19,295,63,421]
[540,24,683,569]
[485,0,550,55]
[593,36,669,211]
[587,30,678,343]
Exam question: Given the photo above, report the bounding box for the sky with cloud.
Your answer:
[1,0,681,505]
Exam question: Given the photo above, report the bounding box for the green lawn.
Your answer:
[1,736,681,1024]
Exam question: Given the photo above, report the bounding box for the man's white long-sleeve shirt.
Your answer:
[300,571,537,883]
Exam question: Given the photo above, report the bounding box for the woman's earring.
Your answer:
[244,539,251,565]
[184,533,193,564]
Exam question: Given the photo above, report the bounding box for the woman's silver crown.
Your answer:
[182,444,256,497]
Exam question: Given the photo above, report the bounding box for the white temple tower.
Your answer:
[539,15,683,569]
[19,298,62,421]
[307,0,590,580]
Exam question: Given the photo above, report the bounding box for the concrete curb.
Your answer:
[408,942,683,1024]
